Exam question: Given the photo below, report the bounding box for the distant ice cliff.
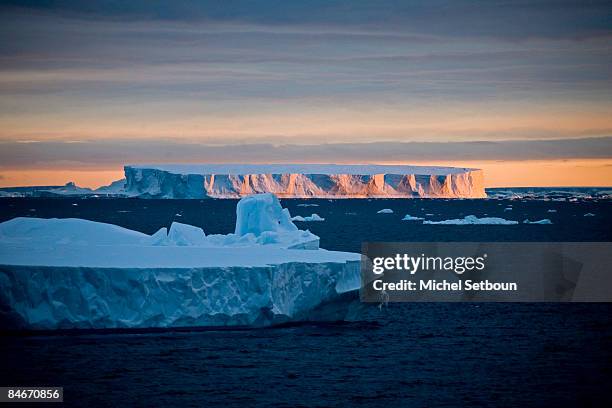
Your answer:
[123,164,486,199]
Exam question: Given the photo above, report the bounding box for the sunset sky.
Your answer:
[1,0,611,187]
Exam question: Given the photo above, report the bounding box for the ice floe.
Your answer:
[401,214,425,221]
[423,215,518,225]
[292,214,325,222]
[523,219,553,224]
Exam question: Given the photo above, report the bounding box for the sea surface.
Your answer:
[1,196,612,407]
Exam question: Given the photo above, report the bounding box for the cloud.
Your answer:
[2,1,611,40]
[0,3,610,146]
[0,8,610,94]
[0,137,610,170]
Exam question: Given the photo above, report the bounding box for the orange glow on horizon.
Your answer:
[401,159,612,188]
[0,170,125,189]
[0,159,611,189]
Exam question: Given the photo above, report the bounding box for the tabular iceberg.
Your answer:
[0,194,360,330]
[123,164,486,199]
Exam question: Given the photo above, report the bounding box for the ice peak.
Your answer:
[235,193,298,236]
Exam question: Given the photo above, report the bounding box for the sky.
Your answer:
[0,0,611,187]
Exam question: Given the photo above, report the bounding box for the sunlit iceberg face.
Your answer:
[123,164,487,199]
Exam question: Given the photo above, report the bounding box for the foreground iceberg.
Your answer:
[0,194,360,330]
[123,164,486,198]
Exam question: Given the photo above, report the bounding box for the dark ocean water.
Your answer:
[1,197,612,407]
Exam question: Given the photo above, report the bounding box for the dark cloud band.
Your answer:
[1,137,610,169]
[2,1,611,39]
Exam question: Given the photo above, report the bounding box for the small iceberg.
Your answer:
[297,203,319,207]
[292,213,325,222]
[401,214,424,221]
[423,215,518,225]
[547,209,557,213]
[584,213,595,217]
[523,219,553,224]
[377,209,394,214]
[504,207,513,211]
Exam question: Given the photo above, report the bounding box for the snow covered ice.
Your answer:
[159,222,207,246]
[232,194,320,249]
[523,219,553,224]
[423,215,519,225]
[402,214,425,221]
[0,180,131,198]
[292,214,325,222]
[122,164,486,198]
[0,217,150,246]
[0,194,360,330]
